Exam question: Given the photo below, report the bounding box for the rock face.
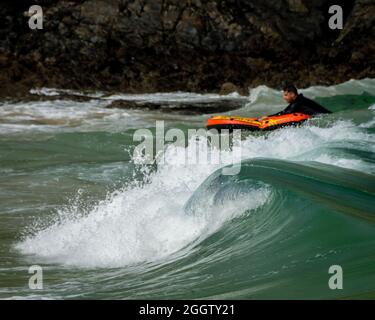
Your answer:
[0,0,374,98]
[106,97,247,114]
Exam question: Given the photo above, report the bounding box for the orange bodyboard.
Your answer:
[206,113,311,131]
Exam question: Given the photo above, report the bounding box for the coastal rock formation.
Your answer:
[106,97,247,114]
[0,0,374,98]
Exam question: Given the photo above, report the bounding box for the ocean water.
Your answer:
[0,79,374,299]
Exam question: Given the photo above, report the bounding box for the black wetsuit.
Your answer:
[270,94,331,116]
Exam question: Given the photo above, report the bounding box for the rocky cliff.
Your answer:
[0,0,374,97]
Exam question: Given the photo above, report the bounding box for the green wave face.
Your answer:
[183,159,375,299]
[1,79,375,299]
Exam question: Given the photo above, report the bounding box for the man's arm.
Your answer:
[267,104,293,117]
[258,108,287,120]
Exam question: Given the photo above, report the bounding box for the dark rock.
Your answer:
[106,98,246,114]
[80,0,118,25]
[0,0,374,99]
[220,82,240,95]
[286,0,309,13]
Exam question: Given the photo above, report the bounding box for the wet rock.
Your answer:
[106,98,246,114]
[80,0,118,25]
[286,0,309,13]
[220,82,239,95]
[0,0,374,99]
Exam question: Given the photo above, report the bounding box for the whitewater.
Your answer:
[0,78,374,299]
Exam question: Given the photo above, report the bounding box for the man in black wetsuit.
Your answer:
[260,84,331,119]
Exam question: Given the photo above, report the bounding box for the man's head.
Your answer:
[282,84,298,103]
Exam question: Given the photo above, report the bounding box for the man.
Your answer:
[260,84,331,120]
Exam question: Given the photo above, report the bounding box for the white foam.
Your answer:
[238,120,372,164]
[30,88,105,98]
[240,78,375,115]
[3,78,375,134]
[0,100,145,134]
[16,117,374,268]
[301,78,375,98]
[359,104,375,128]
[13,78,375,268]
[16,137,270,268]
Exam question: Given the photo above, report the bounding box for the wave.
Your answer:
[15,157,375,298]
[15,115,375,269]
[7,79,375,298]
[1,78,374,135]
